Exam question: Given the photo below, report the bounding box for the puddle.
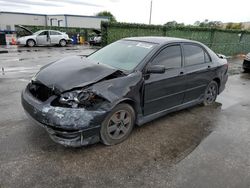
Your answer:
[1,66,40,75]
[66,48,78,51]
[18,78,30,82]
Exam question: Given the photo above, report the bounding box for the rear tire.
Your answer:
[100,103,135,146]
[203,81,218,106]
[26,39,35,47]
[59,39,66,47]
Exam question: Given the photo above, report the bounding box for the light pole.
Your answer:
[149,0,152,24]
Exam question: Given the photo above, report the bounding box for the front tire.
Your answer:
[100,103,135,146]
[26,39,35,47]
[203,81,218,106]
[59,39,66,47]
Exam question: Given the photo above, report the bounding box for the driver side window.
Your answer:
[152,45,182,69]
[39,31,48,36]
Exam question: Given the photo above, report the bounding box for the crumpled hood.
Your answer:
[33,56,119,92]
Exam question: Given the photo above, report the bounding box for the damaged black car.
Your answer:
[21,37,228,147]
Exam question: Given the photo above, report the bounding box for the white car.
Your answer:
[17,30,72,47]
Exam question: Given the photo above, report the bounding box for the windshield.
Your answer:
[87,40,156,71]
[33,31,42,35]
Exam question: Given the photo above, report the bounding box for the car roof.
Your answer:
[50,30,63,32]
[123,36,221,65]
[123,36,194,45]
[37,30,62,32]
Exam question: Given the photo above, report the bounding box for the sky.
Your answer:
[0,0,250,25]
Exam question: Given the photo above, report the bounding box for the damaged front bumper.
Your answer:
[21,87,108,147]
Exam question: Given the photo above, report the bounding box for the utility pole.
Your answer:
[149,0,152,24]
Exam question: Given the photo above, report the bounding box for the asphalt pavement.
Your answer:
[0,45,249,188]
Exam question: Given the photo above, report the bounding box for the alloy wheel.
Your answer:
[27,40,35,47]
[107,110,132,140]
[204,82,218,105]
[60,40,66,47]
[100,103,135,145]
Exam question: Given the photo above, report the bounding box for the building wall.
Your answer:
[0,12,109,30]
[46,15,66,27]
[45,15,109,28]
[65,16,108,29]
[0,12,46,31]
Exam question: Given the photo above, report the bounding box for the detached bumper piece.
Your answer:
[45,125,100,147]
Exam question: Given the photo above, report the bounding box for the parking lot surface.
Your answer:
[0,46,250,188]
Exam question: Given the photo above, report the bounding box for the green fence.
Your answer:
[101,22,250,56]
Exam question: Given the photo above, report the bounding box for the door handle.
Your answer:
[179,71,184,75]
[207,65,211,69]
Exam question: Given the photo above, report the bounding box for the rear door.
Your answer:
[143,44,186,115]
[49,31,62,44]
[182,43,215,103]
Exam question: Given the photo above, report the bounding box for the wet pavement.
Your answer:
[0,46,250,188]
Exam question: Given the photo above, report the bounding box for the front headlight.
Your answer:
[18,37,25,42]
[56,90,103,108]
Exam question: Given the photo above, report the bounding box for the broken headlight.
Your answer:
[55,90,103,108]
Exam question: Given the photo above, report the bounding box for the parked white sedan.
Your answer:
[17,30,72,47]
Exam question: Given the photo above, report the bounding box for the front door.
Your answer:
[36,31,51,45]
[143,44,186,116]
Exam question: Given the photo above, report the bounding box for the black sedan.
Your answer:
[21,37,228,147]
[243,53,250,72]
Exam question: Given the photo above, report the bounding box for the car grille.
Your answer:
[28,82,54,102]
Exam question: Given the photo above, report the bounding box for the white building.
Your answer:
[0,11,109,31]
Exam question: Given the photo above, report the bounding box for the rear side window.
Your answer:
[50,31,61,35]
[152,45,182,68]
[183,44,210,66]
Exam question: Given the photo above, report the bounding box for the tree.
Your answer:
[164,21,177,27]
[164,21,185,27]
[226,22,243,30]
[96,11,117,22]
[194,21,200,26]
[193,19,222,28]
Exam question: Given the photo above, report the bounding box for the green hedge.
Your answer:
[101,22,250,55]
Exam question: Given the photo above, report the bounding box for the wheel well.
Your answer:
[213,78,220,91]
[26,39,35,44]
[119,99,137,114]
[118,99,140,125]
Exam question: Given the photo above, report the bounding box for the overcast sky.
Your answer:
[0,0,249,25]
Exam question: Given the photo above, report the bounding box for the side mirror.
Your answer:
[146,65,165,74]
